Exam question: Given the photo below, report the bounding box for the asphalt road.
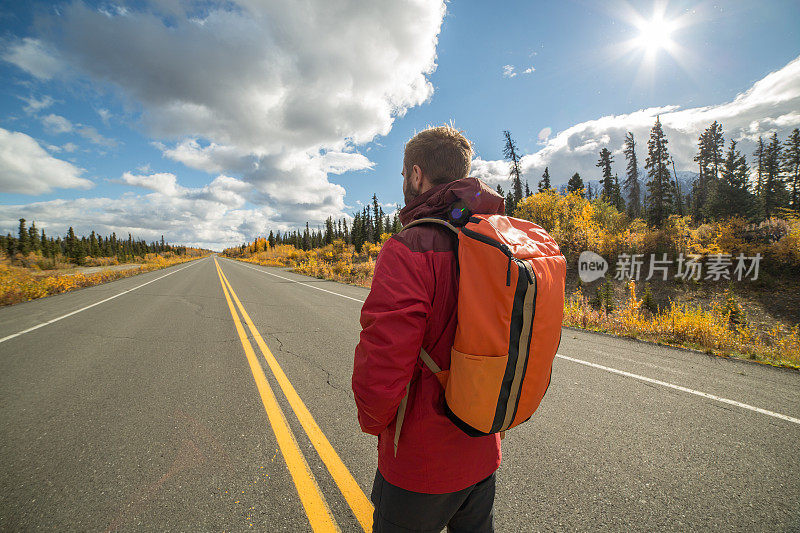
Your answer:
[1,255,798,532]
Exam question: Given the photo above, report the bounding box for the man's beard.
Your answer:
[403,178,420,206]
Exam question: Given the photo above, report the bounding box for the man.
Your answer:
[352,125,505,532]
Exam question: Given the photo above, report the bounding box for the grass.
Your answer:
[0,251,209,307]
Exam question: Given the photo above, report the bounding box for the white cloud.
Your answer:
[121,171,183,196]
[537,127,552,143]
[76,125,118,147]
[470,157,510,186]
[19,95,55,114]
[523,66,535,74]
[475,56,800,187]
[1,172,270,250]
[22,0,445,228]
[42,114,73,134]
[41,114,118,147]
[0,127,93,194]
[1,38,62,80]
[502,65,517,78]
[62,142,79,153]
[97,108,112,125]
[0,195,270,251]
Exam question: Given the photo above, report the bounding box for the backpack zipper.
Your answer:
[461,225,515,286]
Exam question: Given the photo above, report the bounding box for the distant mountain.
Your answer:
[566,168,699,204]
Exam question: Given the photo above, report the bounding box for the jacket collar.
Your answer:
[398,177,505,226]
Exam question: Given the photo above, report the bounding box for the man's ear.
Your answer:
[412,164,426,191]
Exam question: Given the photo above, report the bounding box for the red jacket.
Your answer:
[352,177,504,494]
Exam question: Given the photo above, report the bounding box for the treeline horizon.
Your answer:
[225,194,403,255]
[1,219,200,266]
[226,121,800,257]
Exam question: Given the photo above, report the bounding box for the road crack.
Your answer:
[266,333,351,396]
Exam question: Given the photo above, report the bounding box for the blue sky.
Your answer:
[1,1,799,250]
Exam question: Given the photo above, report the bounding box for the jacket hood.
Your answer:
[399,177,505,226]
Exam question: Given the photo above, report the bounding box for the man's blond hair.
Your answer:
[404,124,473,185]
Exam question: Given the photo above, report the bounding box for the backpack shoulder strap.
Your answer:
[400,217,460,234]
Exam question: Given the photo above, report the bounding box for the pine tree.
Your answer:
[372,194,384,238]
[644,116,673,226]
[753,136,766,198]
[623,132,642,218]
[268,230,275,248]
[303,222,311,251]
[670,157,684,217]
[505,190,515,215]
[705,139,754,219]
[496,184,504,196]
[28,221,40,253]
[781,128,800,211]
[538,167,551,192]
[596,148,614,202]
[612,174,624,212]
[762,133,787,218]
[567,172,584,196]
[17,218,28,255]
[692,121,725,221]
[89,231,100,257]
[503,131,523,208]
[324,217,334,245]
[524,181,532,197]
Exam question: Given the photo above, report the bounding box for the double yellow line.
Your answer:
[214,257,373,532]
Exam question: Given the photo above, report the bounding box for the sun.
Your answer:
[635,15,676,54]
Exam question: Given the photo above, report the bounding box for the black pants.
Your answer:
[370,469,496,532]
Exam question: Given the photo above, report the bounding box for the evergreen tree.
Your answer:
[40,228,48,257]
[372,194,384,238]
[612,174,624,212]
[268,230,275,248]
[503,130,523,208]
[505,190,515,215]
[524,181,532,197]
[623,132,642,218]
[303,222,311,251]
[692,121,725,221]
[496,184,504,196]
[89,231,100,257]
[596,148,615,202]
[17,218,28,255]
[705,139,754,219]
[324,217,334,245]
[753,136,766,198]
[670,157,684,217]
[781,128,800,211]
[538,167,551,192]
[644,116,673,226]
[567,172,584,196]
[27,221,40,253]
[762,132,787,218]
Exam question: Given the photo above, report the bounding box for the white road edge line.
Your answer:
[223,257,366,303]
[222,257,800,427]
[556,353,800,426]
[0,257,208,344]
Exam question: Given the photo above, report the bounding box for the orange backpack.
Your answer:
[394,213,566,452]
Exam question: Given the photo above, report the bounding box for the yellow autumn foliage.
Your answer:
[564,280,799,368]
[0,252,207,307]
